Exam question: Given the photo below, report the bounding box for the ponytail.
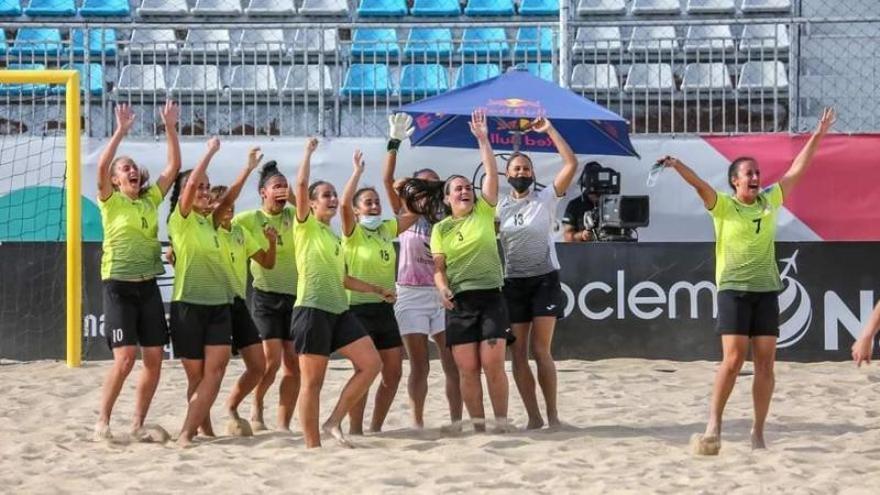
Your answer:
[398,177,450,223]
[167,169,192,223]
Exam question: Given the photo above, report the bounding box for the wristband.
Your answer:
[387,139,401,152]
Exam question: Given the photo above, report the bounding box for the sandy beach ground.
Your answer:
[1,358,878,494]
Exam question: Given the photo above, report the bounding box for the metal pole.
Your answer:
[558,0,570,88]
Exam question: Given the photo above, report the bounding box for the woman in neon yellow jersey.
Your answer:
[94,101,180,442]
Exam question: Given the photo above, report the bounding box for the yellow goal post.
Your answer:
[0,70,82,367]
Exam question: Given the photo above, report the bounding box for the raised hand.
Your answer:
[352,149,365,174]
[816,107,836,135]
[160,100,179,130]
[468,109,489,141]
[388,113,415,141]
[530,116,552,134]
[247,147,264,171]
[206,136,220,154]
[115,103,136,135]
[304,137,319,154]
[657,155,684,168]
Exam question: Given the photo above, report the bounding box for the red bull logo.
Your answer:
[486,98,542,109]
[484,98,544,117]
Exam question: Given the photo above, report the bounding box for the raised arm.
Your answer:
[340,150,365,237]
[213,146,263,228]
[156,101,182,196]
[779,108,835,196]
[852,300,880,367]
[662,156,717,210]
[530,118,578,196]
[433,255,454,310]
[383,113,414,214]
[251,226,277,269]
[294,138,319,222]
[97,104,136,201]
[470,109,498,206]
[179,137,219,218]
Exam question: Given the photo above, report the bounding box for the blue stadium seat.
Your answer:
[404,28,453,59]
[24,0,76,16]
[357,0,407,17]
[79,0,131,16]
[400,64,448,97]
[60,64,105,95]
[454,64,501,87]
[514,27,554,59]
[517,62,554,81]
[0,30,7,56]
[0,0,23,16]
[9,29,63,56]
[519,0,558,16]
[411,0,459,16]
[351,28,400,59]
[70,28,118,57]
[459,28,509,57]
[341,64,392,97]
[0,64,51,96]
[464,0,515,16]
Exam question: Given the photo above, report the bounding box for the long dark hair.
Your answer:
[397,175,469,223]
[167,169,192,222]
[728,156,757,190]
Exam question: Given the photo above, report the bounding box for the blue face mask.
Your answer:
[359,215,383,230]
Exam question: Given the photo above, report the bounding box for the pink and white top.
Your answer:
[396,217,435,287]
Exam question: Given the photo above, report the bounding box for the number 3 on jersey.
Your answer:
[513,213,524,226]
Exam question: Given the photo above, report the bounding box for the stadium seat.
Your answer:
[24,0,75,16]
[454,63,501,87]
[236,29,287,55]
[464,0,515,17]
[404,28,453,59]
[341,64,393,97]
[0,0,22,16]
[570,63,620,92]
[228,65,279,94]
[300,0,349,16]
[628,26,679,53]
[351,28,400,59]
[576,0,625,15]
[116,65,167,95]
[192,0,243,16]
[681,63,733,91]
[170,65,223,95]
[518,0,559,16]
[737,61,788,92]
[281,65,334,95]
[9,29,63,57]
[290,29,338,55]
[683,25,734,54]
[79,0,131,16]
[685,0,735,14]
[137,0,188,15]
[0,64,50,96]
[518,62,555,81]
[739,24,789,54]
[631,0,680,15]
[741,0,791,14]
[459,28,510,58]
[357,0,407,17]
[128,29,179,55]
[411,0,460,16]
[246,0,296,15]
[399,64,448,97]
[573,27,622,54]
[182,29,232,55]
[624,64,676,92]
[0,31,6,56]
[69,28,118,57]
[514,27,554,59]
[61,63,104,95]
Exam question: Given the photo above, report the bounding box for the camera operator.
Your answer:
[561,162,602,242]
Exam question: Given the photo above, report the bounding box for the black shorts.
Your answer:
[231,296,262,352]
[503,270,565,324]
[102,279,169,349]
[350,303,402,351]
[445,289,513,347]
[291,306,368,357]
[716,290,780,337]
[250,288,295,341]
[170,302,233,359]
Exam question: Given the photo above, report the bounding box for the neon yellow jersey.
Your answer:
[709,184,784,292]
[219,223,262,299]
[168,208,231,305]
[293,213,347,314]
[233,207,297,295]
[343,219,398,305]
[98,184,164,281]
[430,198,504,294]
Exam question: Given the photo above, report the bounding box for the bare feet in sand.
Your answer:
[131,424,171,443]
[225,416,254,437]
[440,420,463,435]
[176,433,194,449]
[471,418,486,433]
[526,416,545,430]
[751,430,767,450]
[492,417,515,434]
[322,422,354,448]
[690,433,721,456]
[93,422,112,442]
[250,408,267,432]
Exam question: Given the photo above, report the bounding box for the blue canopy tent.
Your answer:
[399,68,639,157]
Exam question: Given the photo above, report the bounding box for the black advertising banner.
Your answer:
[1,242,876,362]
